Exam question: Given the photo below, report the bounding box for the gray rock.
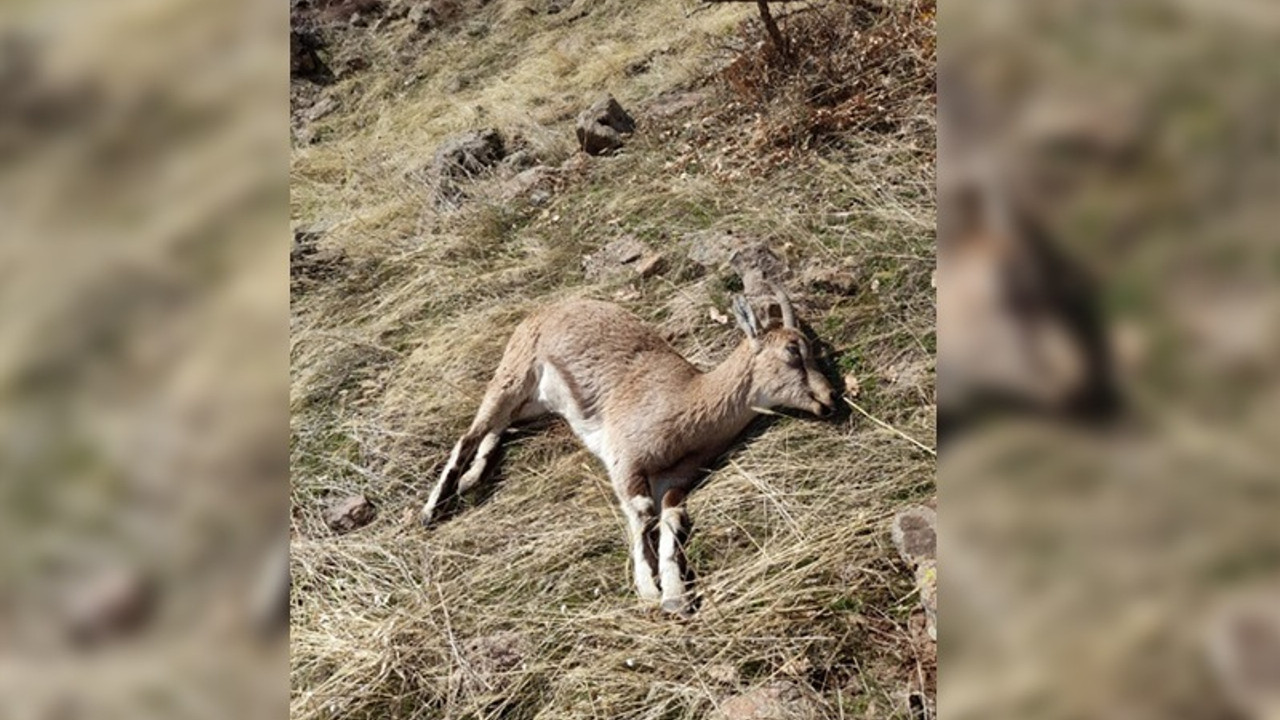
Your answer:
[891,505,936,564]
[635,252,666,278]
[305,95,339,123]
[499,166,553,203]
[729,243,788,299]
[583,235,650,281]
[326,494,377,533]
[502,149,539,171]
[430,128,506,208]
[575,94,636,155]
[432,128,505,179]
[892,504,937,641]
[683,230,741,270]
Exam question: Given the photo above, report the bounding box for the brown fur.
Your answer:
[422,290,835,614]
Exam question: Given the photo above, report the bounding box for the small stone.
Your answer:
[635,252,666,278]
[305,95,339,123]
[430,128,506,209]
[498,166,552,202]
[891,505,936,566]
[502,149,539,171]
[326,494,377,533]
[575,94,636,155]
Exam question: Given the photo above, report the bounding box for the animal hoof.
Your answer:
[661,598,692,617]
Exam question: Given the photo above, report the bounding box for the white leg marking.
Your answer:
[622,496,659,601]
[421,438,466,524]
[658,506,687,613]
[457,432,500,493]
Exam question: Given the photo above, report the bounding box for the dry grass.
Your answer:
[291,1,935,717]
[721,0,936,151]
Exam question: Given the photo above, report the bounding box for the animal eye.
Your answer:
[785,343,802,364]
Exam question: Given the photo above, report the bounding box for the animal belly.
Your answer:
[536,361,612,466]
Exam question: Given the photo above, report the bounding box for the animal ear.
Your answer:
[730,295,762,340]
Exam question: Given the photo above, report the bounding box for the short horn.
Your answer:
[770,282,797,329]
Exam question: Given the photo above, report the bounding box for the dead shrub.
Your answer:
[721,0,936,150]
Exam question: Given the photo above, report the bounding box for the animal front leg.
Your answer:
[625,496,661,601]
[614,474,660,602]
[657,487,691,616]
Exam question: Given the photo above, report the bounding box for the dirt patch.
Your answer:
[458,631,531,696]
[712,682,822,720]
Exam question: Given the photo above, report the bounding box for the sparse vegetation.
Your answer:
[291,0,935,717]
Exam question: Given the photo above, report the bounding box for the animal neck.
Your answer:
[686,339,759,438]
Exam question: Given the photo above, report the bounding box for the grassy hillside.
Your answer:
[290,1,936,717]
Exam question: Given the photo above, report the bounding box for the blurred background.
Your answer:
[938,1,1279,718]
[0,0,287,718]
[2,0,1277,718]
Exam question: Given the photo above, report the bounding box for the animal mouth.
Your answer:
[813,397,834,417]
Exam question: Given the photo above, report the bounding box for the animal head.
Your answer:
[937,163,1117,423]
[731,287,836,418]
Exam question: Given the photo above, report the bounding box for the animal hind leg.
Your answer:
[455,431,500,494]
[421,366,538,526]
[457,396,549,495]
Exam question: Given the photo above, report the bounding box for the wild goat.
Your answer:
[421,286,835,615]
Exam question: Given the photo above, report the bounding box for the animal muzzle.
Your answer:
[811,390,836,417]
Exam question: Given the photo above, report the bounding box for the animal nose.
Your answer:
[815,399,833,417]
